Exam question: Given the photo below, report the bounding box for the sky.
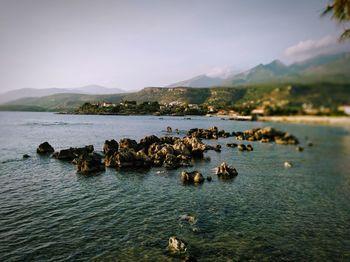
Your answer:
[1,0,350,92]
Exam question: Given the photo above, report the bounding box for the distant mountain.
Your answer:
[0,85,124,104]
[223,52,350,86]
[166,52,350,88]
[167,74,224,88]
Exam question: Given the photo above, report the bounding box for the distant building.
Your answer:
[338,105,350,115]
[102,102,115,107]
[207,106,216,113]
[251,108,265,115]
[217,109,228,115]
[188,104,199,109]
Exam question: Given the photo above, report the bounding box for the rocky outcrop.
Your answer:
[103,139,119,155]
[187,126,231,140]
[76,153,105,174]
[180,171,204,184]
[119,138,138,150]
[216,162,238,179]
[52,145,94,161]
[234,127,299,145]
[37,142,54,154]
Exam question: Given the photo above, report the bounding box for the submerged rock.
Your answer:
[226,143,238,148]
[168,236,187,253]
[37,142,54,154]
[216,162,238,179]
[284,161,292,168]
[23,154,30,159]
[206,176,212,182]
[180,170,204,184]
[296,146,304,152]
[179,213,197,224]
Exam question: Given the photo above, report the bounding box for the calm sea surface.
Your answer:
[0,112,350,261]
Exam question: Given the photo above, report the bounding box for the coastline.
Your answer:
[258,115,350,126]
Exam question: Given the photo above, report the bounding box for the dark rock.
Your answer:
[167,126,172,133]
[246,144,253,151]
[23,154,30,159]
[119,138,138,150]
[227,143,238,148]
[296,146,304,152]
[307,141,313,147]
[164,153,180,169]
[103,139,119,155]
[37,142,54,154]
[138,135,160,151]
[238,144,247,151]
[77,153,105,174]
[180,170,204,184]
[216,162,238,179]
[53,145,94,161]
[206,176,212,182]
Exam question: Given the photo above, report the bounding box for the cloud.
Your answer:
[284,35,350,62]
[205,66,241,78]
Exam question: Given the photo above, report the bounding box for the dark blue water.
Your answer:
[0,112,350,261]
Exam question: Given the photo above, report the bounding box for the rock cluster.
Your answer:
[187,126,231,139]
[104,135,218,169]
[234,127,299,145]
[216,162,238,179]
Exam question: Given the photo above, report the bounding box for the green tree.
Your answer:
[322,0,350,41]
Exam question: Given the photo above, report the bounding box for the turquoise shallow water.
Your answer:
[0,112,350,261]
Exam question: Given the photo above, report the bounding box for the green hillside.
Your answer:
[1,83,349,115]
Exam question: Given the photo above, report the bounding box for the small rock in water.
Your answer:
[216,162,238,179]
[307,141,313,147]
[206,176,212,182]
[36,142,54,154]
[23,154,30,159]
[296,146,304,152]
[180,171,204,184]
[284,161,292,168]
[166,126,172,133]
[238,144,247,151]
[226,143,238,148]
[179,213,197,224]
[246,144,253,151]
[168,236,187,252]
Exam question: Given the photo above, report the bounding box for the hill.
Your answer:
[1,83,349,114]
[0,85,125,104]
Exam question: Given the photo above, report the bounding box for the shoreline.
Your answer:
[258,115,350,126]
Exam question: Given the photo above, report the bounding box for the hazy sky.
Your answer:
[1,0,349,92]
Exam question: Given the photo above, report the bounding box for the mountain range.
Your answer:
[167,52,350,87]
[0,52,349,110]
[0,85,125,104]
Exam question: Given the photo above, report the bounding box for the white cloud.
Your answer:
[284,35,350,62]
[205,66,241,78]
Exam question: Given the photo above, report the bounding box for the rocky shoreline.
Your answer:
[36,126,303,260]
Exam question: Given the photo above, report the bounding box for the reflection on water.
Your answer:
[0,112,349,261]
